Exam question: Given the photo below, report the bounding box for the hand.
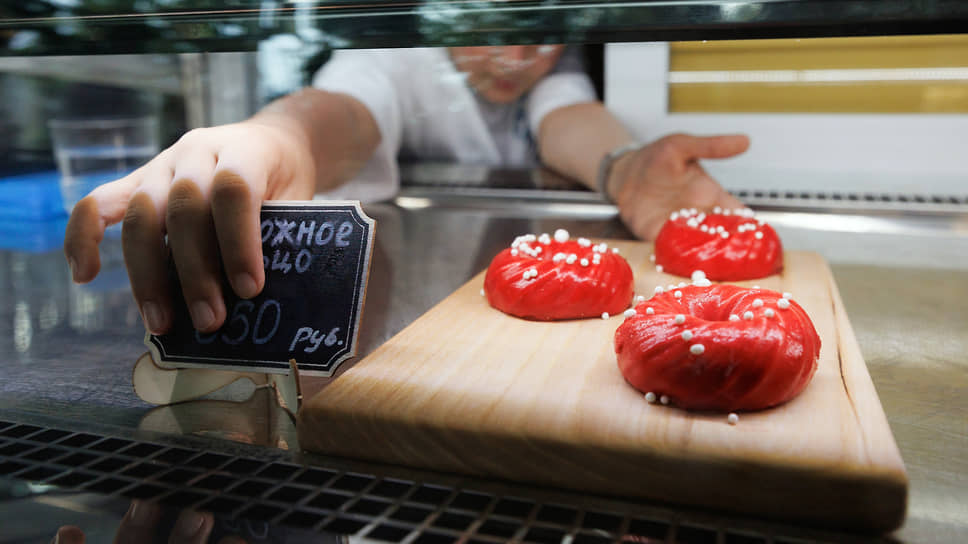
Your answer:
[64,119,316,336]
[607,133,749,240]
[52,500,247,544]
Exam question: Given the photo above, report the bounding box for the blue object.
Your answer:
[0,170,69,252]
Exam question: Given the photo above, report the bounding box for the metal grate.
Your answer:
[0,419,869,543]
[729,189,968,214]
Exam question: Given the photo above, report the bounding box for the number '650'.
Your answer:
[195,300,281,346]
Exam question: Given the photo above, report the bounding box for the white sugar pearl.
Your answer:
[743,311,754,320]
[612,247,620,254]
[646,307,655,315]
[624,309,637,318]
[510,249,519,256]
[783,292,792,299]
[670,212,679,220]
[645,392,657,403]
[601,312,610,320]
[753,285,761,289]
[727,413,739,425]
[635,295,646,303]
[752,299,763,308]
[578,237,591,247]
[656,265,664,273]
[674,314,686,324]
[681,330,693,341]
[480,289,485,296]
[690,344,705,355]
[654,286,664,294]
[729,314,740,322]
[714,206,722,213]
[553,253,566,262]
[660,395,670,405]
[693,278,712,287]
[755,231,764,240]
[553,228,570,243]
[580,258,589,267]
[678,282,687,288]
[691,270,706,281]
[538,233,551,244]
[777,298,791,309]
[674,290,682,299]
[765,308,776,318]
[650,254,656,262]
[720,231,729,239]
[566,254,577,264]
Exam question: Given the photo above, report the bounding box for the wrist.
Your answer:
[596,142,641,204]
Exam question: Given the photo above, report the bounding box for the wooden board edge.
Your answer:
[297,406,908,534]
[822,258,909,530]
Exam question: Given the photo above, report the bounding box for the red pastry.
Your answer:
[485,230,634,320]
[653,208,782,281]
[614,284,820,412]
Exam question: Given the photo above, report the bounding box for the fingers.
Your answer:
[211,148,269,300]
[665,133,751,160]
[167,177,226,333]
[64,172,141,283]
[112,500,162,544]
[123,164,175,335]
[52,526,85,544]
[167,510,214,544]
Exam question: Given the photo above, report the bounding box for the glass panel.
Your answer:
[2,1,968,56]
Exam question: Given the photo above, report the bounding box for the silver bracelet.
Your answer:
[596,142,642,203]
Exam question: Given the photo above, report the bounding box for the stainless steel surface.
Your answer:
[0,192,965,542]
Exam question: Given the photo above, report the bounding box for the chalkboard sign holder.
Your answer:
[132,351,302,418]
[132,200,374,410]
[144,201,375,377]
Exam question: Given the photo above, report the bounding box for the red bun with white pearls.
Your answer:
[653,208,782,281]
[615,284,820,411]
[485,229,634,320]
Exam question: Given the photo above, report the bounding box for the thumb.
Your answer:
[52,526,85,544]
[669,133,750,160]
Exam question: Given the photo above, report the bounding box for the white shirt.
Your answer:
[311,47,597,202]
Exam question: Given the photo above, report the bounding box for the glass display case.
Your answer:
[1,2,966,543]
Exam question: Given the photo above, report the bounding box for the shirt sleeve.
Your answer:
[526,47,598,136]
[311,50,404,202]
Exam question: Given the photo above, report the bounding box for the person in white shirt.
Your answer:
[64,45,748,335]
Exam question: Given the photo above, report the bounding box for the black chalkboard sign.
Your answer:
[145,201,375,377]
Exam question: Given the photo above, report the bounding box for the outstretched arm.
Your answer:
[537,101,748,240]
[65,89,380,335]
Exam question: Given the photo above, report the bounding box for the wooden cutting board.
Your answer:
[297,241,907,533]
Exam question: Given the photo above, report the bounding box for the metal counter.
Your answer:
[0,190,965,544]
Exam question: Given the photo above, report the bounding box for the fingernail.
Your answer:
[67,257,78,281]
[129,499,157,525]
[190,300,215,331]
[174,510,205,538]
[233,273,258,298]
[141,302,164,334]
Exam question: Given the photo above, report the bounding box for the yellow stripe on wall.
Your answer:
[669,35,968,113]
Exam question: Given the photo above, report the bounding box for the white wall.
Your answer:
[604,42,968,196]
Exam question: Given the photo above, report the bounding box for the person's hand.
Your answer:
[64,119,316,336]
[606,133,749,240]
[52,500,247,544]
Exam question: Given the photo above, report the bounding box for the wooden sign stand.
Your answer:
[132,352,302,421]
